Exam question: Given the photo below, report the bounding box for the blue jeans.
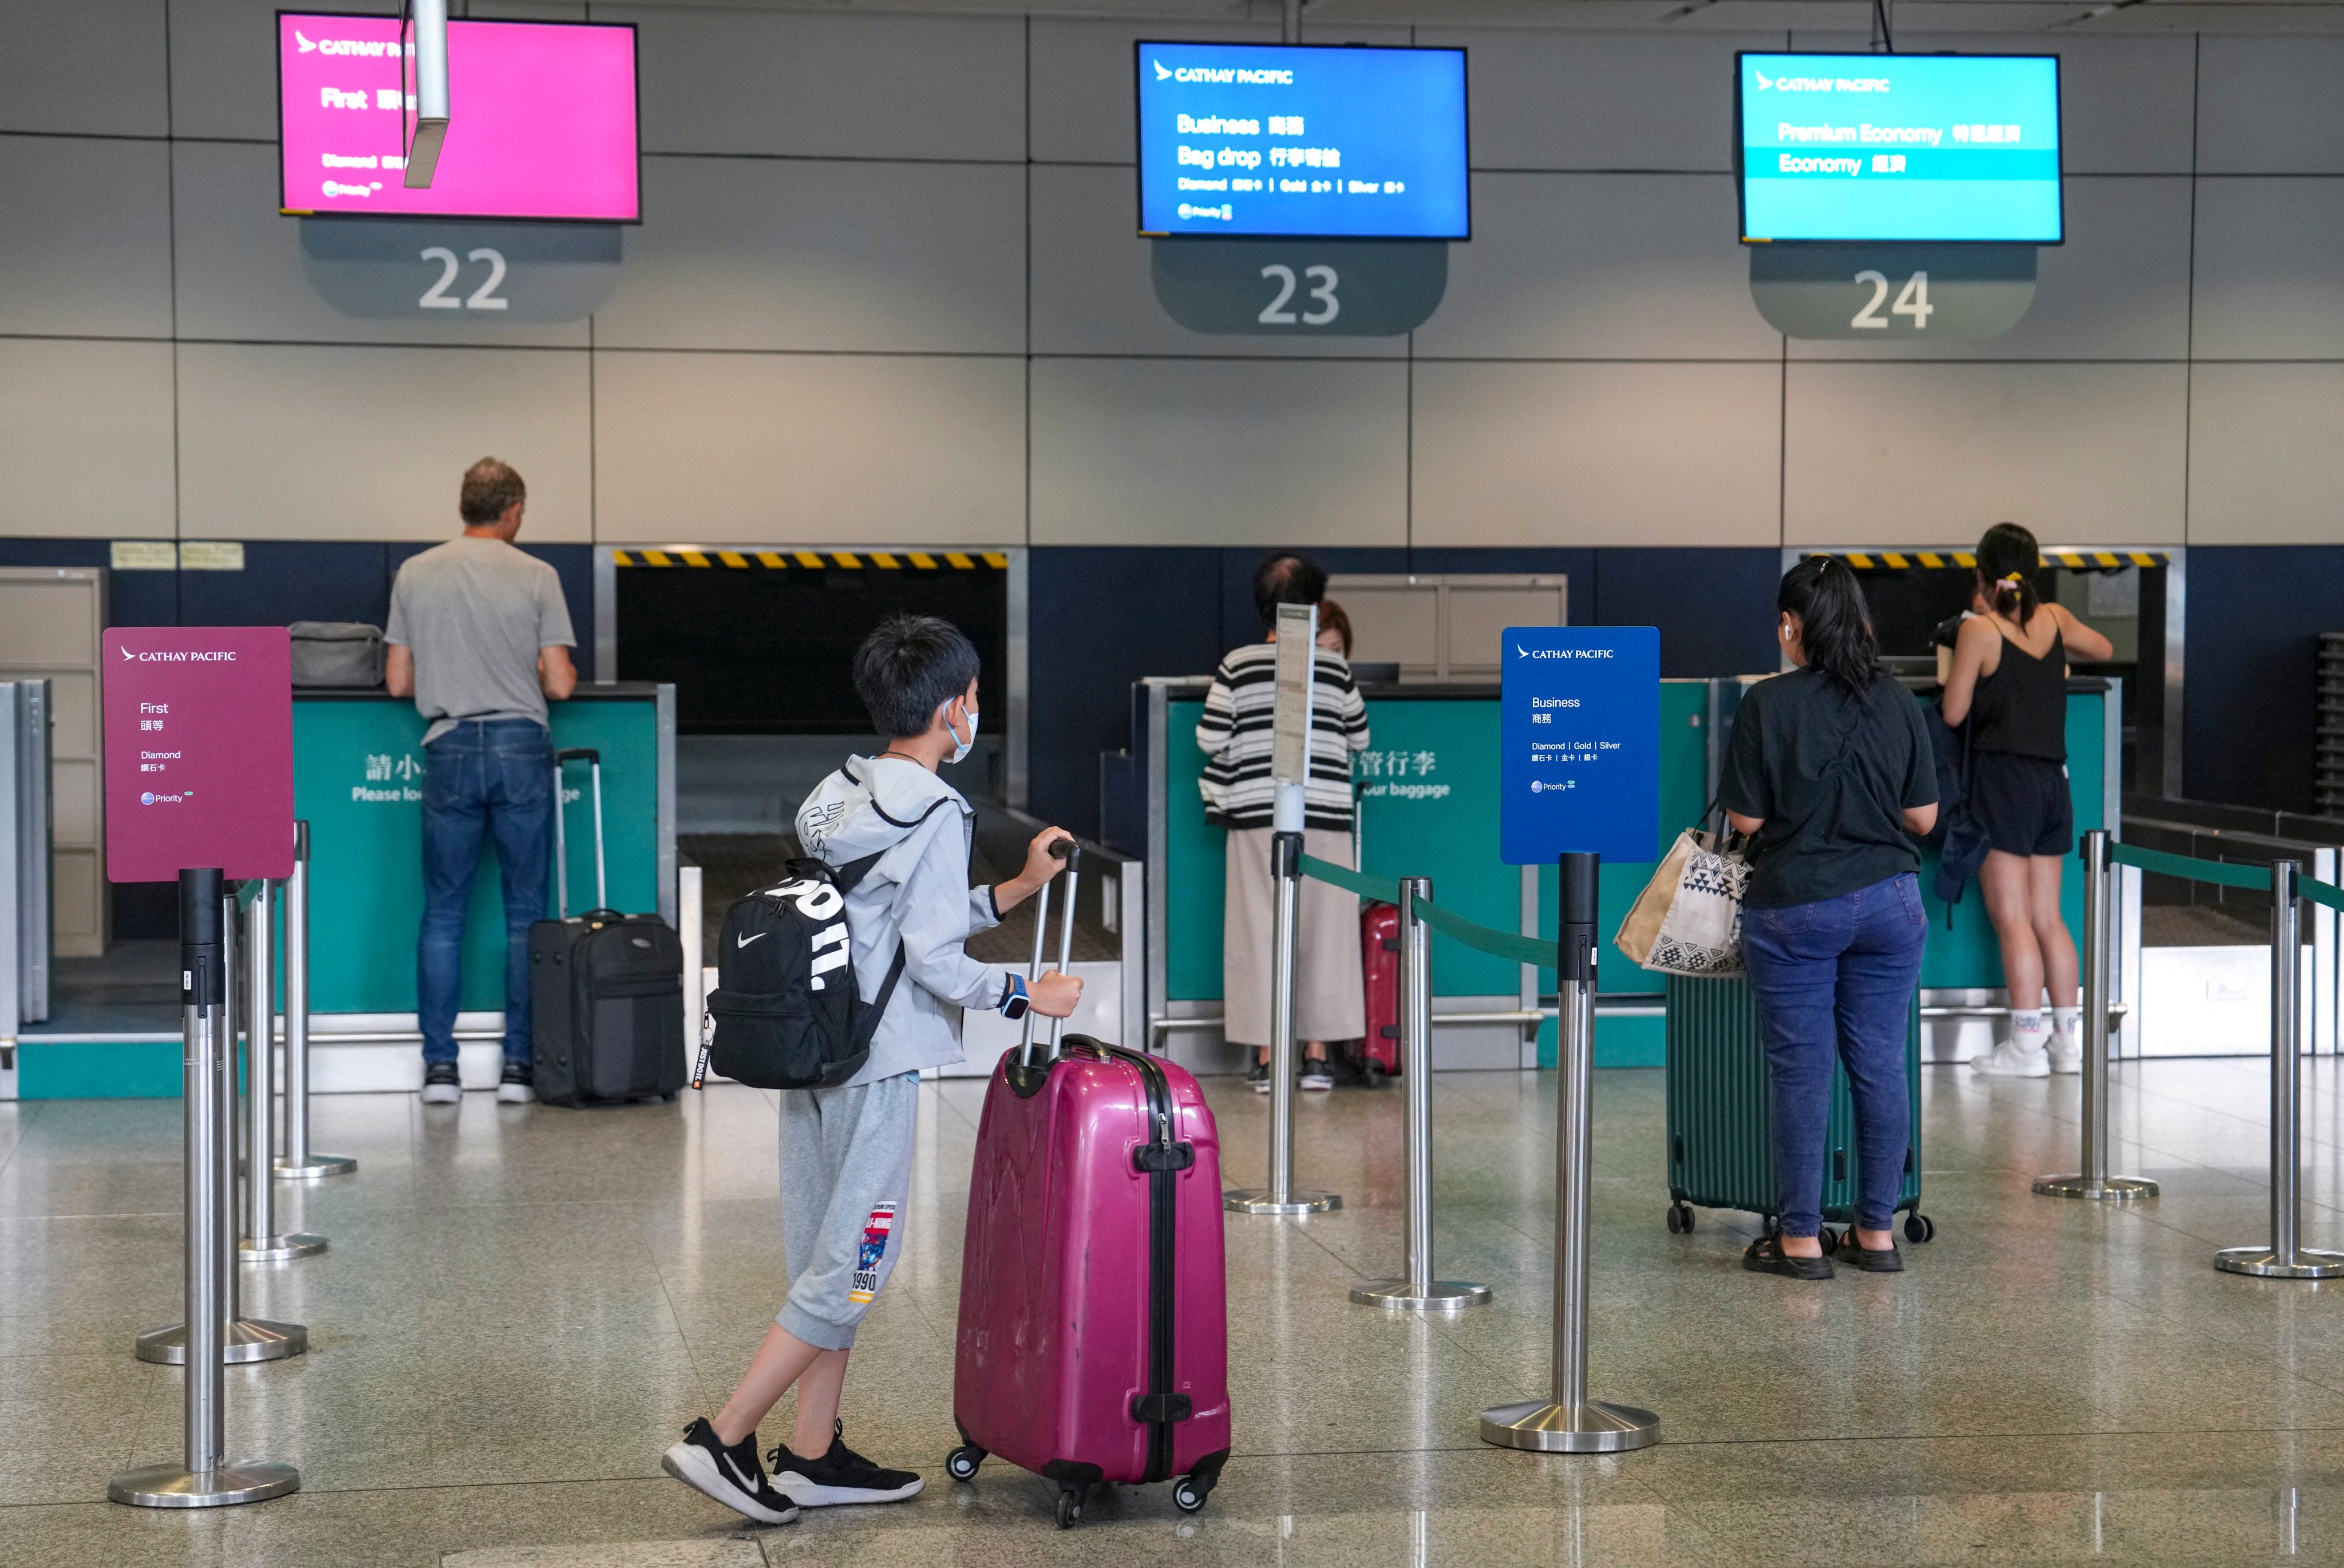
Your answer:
[418,719,553,1068]
[1741,872,1927,1237]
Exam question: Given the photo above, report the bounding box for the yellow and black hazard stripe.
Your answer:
[1817,550,2168,572]
[610,549,1009,571]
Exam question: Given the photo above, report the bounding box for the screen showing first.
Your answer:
[1137,43,1469,239]
[1738,53,2061,244]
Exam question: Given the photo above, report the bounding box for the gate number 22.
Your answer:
[1259,263,1340,326]
[1852,269,1932,330]
[418,247,509,311]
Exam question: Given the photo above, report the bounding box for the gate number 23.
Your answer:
[418,247,509,311]
[1259,263,1339,326]
[1852,269,1932,330]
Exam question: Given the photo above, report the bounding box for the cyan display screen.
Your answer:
[1737,53,2062,244]
[1136,42,1469,239]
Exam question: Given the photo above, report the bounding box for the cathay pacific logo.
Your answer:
[294,33,412,58]
[1753,68,1772,88]
[297,29,317,52]
[1517,643,1564,659]
[1155,59,1170,80]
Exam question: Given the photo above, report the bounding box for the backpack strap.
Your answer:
[849,943,908,1054]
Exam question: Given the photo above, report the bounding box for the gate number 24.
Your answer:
[1852,269,1932,330]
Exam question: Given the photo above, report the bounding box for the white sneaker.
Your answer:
[419,1064,463,1104]
[2046,1036,2082,1075]
[1971,1040,2052,1078]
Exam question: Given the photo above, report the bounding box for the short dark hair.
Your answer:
[853,615,981,739]
[1252,552,1327,631]
[460,457,527,526]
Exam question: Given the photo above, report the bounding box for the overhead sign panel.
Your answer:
[1136,42,1469,240]
[1737,52,2062,244]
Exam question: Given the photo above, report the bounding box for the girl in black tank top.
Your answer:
[1969,620,2067,761]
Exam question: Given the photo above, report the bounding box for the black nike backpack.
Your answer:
[700,855,905,1091]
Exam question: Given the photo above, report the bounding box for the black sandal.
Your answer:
[1836,1234,1904,1273]
[1743,1232,1834,1280]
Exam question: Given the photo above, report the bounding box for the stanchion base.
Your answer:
[1223,1188,1341,1215]
[239,1232,327,1261]
[1350,1279,1492,1313]
[274,1154,356,1181]
[109,1460,299,1508]
[2215,1246,2344,1279]
[2033,1174,2160,1202]
[1479,1398,1660,1454]
[135,1317,308,1365]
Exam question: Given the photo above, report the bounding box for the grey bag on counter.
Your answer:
[288,622,386,688]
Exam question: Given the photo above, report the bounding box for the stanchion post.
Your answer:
[277,821,353,1181]
[110,869,300,1508]
[2034,830,2157,1203]
[240,880,322,1261]
[1353,876,1489,1312]
[1481,852,1657,1453]
[1226,828,1339,1215]
[2217,858,2344,1278]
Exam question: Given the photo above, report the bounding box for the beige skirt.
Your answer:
[1222,826,1367,1048]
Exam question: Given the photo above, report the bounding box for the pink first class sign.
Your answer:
[104,628,295,884]
[278,14,639,222]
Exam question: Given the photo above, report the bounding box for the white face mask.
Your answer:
[943,699,978,765]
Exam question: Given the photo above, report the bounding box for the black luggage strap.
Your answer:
[1131,1393,1193,1423]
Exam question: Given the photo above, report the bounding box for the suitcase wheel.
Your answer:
[1904,1213,1936,1244]
[1055,1487,1084,1529]
[1362,1061,1392,1088]
[945,1445,983,1482]
[1172,1477,1208,1514]
[1665,1203,1695,1236]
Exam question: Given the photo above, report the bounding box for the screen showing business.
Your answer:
[1737,53,2061,244]
[278,14,638,222]
[1136,43,1469,239]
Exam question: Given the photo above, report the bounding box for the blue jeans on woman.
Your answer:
[1740,872,1927,1238]
[418,719,554,1070]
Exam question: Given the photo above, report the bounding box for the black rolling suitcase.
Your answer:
[530,747,687,1107]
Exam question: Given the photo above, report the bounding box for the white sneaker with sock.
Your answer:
[2047,1006,2082,1074]
[1973,1012,2053,1078]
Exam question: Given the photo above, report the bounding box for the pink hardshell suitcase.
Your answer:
[946,848,1231,1529]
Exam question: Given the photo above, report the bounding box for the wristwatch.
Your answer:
[999,972,1030,1020]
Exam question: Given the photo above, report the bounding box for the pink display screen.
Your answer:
[278,13,638,223]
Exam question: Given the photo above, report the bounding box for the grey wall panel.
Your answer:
[2191,177,2344,360]
[1784,362,2187,545]
[0,136,173,339]
[2188,365,2344,544]
[616,7,1023,160]
[171,141,590,347]
[176,343,592,541]
[168,0,284,143]
[596,157,1024,354]
[1030,358,1406,546]
[1412,361,1781,547]
[0,0,168,138]
[2198,37,2344,175]
[594,352,1023,545]
[1418,27,1776,173]
[0,339,175,538]
[1791,176,2192,361]
[1417,172,1778,361]
[1028,163,1394,359]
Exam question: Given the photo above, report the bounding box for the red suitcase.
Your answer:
[945,853,1231,1529]
[1353,900,1402,1083]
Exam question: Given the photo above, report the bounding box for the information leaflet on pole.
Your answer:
[104,627,295,882]
[1499,627,1659,865]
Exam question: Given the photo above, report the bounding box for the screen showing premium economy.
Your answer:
[1737,53,2062,244]
[278,14,639,221]
[1136,42,1469,239]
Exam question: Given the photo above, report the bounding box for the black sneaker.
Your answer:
[1743,1233,1834,1281]
[1299,1056,1335,1092]
[768,1422,924,1506]
[1248,1058,1272,1095]
[496,1062,536,1105]
[661,1417,799,1525]
[419,1062,461,1106]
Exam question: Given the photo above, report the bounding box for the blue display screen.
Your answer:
[1737,53,2062,244]
[1136,42,1469,239]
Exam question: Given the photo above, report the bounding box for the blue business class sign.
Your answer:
[1500,627,1660,865]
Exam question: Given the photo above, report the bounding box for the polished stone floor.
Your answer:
[8,1056,2344,1566]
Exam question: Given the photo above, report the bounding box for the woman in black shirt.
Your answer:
[1720,557,1938,1279]
[1941,523,2114,1079]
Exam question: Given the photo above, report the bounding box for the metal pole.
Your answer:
[1481,852,1657,1453]
[1226,830,1339,1215]
[276,822,353,1180]
[2035,830,2156,1202]
[1353,877,1488,1312]
[2217,859,2344,1277]
[112,869,299,1508]
[240,881,322,1261]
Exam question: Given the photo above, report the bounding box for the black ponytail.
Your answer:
[1778,555,1879,696]
[1975,521,2042,625]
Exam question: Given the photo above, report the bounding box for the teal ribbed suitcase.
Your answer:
[1662,975,1934,1245]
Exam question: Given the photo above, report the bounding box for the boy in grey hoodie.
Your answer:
[663,615,1082,1526]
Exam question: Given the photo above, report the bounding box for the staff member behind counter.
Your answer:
[385,457,578,1106]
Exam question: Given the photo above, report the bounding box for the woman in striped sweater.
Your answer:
[1197,555,1373,1092]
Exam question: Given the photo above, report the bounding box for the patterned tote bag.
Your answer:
[1614,826,1750,977]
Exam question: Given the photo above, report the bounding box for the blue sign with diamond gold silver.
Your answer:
[1500,627,1660,865]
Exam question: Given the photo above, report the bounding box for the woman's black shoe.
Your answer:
[1836,1237,1904,1273]
[1743,1233,1834,1280]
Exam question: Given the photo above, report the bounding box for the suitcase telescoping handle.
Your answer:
[552,747,607,920]
[1014,838,1080,1069]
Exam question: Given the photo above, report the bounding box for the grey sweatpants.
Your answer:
[776,1071,918,1352]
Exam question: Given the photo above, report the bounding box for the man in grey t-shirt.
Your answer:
[385,457,576,1105]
